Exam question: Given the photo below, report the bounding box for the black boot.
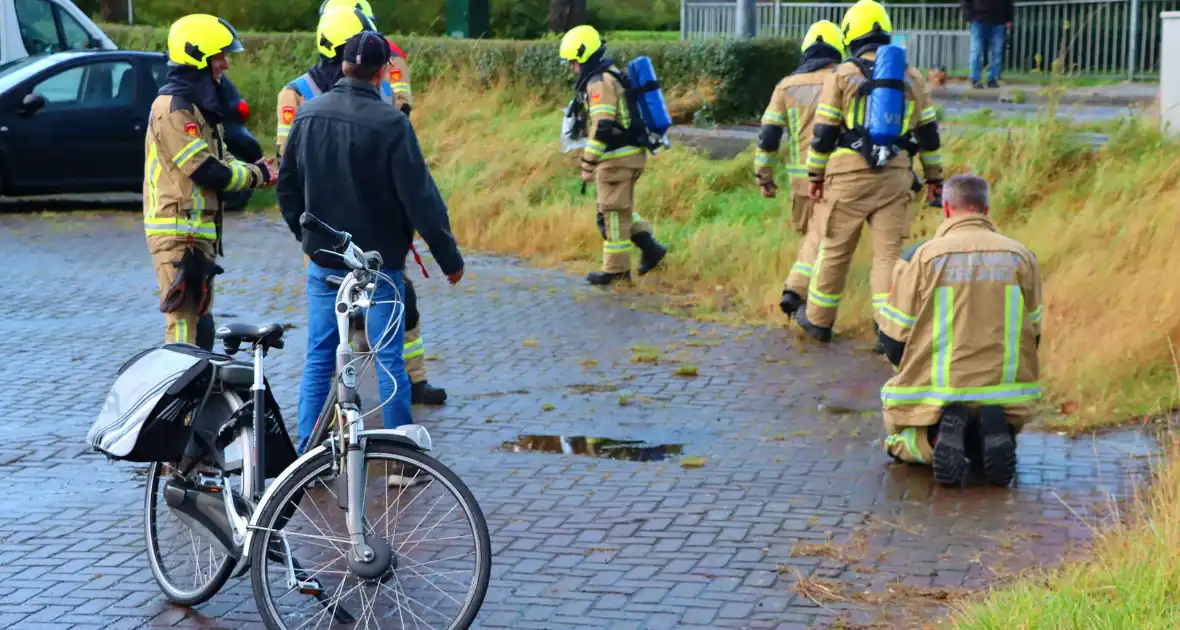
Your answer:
[978,406,1016,487]
[933,406,970,488]
[631,232,667,276]
[587,271,631,286]
[411,381,447,405]
[779,290,804,316]
[792,306,832,343]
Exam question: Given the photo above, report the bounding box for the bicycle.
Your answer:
[138,212,491,629]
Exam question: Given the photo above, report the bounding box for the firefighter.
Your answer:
[277,1,411,156]
[755,20,846,317]
[559,25,668,285]
[877,175,1041,488]
[276,6,379,158]
[145,14,276,350]
[280,4,447,404]
[318,0,414,111]
[795,0,944,342]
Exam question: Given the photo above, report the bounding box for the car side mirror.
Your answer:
[88,37,102,49]
[20,92,45,116]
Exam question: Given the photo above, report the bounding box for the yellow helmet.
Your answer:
[841,0,892,43]
[167,14,244,70]
[319,0,374,19]
[558,24,603,64]
[801,20,846,57]
[316,7,378,59]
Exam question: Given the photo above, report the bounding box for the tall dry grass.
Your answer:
[409,80,1178,429]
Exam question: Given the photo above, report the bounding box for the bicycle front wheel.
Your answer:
[248,439,491,630]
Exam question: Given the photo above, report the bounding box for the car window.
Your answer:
[14,0,63,55]
[148,58,168,90]
[57,6,93,50]
[30,61,136,109]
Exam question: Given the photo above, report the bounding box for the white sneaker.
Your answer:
[387,465,427,488]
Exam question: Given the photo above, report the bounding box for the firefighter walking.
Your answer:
[754,20,846,317]
[795,0,944,342]
[145,14,276,350]
[278,1,446,404]
[877,175,1041,488]
[558,25,668,286]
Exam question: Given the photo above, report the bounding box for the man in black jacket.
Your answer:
[277,32,464,474]
[962,0,1013,88]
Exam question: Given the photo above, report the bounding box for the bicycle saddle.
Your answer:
[214,322,285,350]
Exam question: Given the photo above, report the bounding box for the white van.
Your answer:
[0,0,116,66]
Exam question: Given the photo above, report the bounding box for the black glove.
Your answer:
[401,104,412,117]
[160,247,224,314]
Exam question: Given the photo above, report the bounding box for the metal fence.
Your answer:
[680,0,1180,77]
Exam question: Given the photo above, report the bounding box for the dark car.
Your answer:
[0,50,261,209]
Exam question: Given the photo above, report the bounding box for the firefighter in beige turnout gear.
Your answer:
[755,20,846,317]
[559,25,668,285]
[795,0,944,342]
[280,5,445,404]
[146,14,276,350]
[877,175,1041,488]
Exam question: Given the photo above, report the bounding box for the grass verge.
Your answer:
[953,371,1178,627]
[389,79,1177,431]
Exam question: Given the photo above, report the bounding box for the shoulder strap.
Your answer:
[289,74,321,101]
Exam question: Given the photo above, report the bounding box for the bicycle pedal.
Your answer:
[298,578,324,596]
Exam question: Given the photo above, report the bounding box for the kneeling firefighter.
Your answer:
[754,20,846,317]
[280,3,446,404]
[559,25,668,286]
[877,175,1042,488]
[795,0,944,343]
[145,14,277,350]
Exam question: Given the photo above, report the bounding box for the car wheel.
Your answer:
[222,189,253,212]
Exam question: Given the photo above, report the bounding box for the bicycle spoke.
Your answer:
[255,448,486,630]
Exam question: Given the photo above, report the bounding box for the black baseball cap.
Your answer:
[343,31,391,67]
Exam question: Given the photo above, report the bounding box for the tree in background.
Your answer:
[548,0,587,33]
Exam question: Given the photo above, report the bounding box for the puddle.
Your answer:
[499,435,685,462]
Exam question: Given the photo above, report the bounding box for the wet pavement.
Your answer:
[0,213,1157,629]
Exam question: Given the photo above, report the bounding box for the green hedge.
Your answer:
[109,25,798,133]
[98,0,678,39]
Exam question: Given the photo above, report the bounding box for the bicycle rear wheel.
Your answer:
[248,438,491,629]
[143,460,237,605]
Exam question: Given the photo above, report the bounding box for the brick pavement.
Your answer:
[0,212,1157,629]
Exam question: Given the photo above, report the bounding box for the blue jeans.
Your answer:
[297,261,412,453]
[969,22,1007,84]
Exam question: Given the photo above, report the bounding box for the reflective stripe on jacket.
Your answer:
[143,95,257,252]
[755,65,834,194]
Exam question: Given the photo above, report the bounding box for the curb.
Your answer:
[931,86,1157,107]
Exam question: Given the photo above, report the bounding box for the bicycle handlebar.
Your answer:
[300,212,350,251]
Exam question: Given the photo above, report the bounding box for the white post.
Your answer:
[735,0,757,38]
[1128,0,1141,80]
[127,0,134,24]
[680,0,687,41]
[1162,12,1180,135]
